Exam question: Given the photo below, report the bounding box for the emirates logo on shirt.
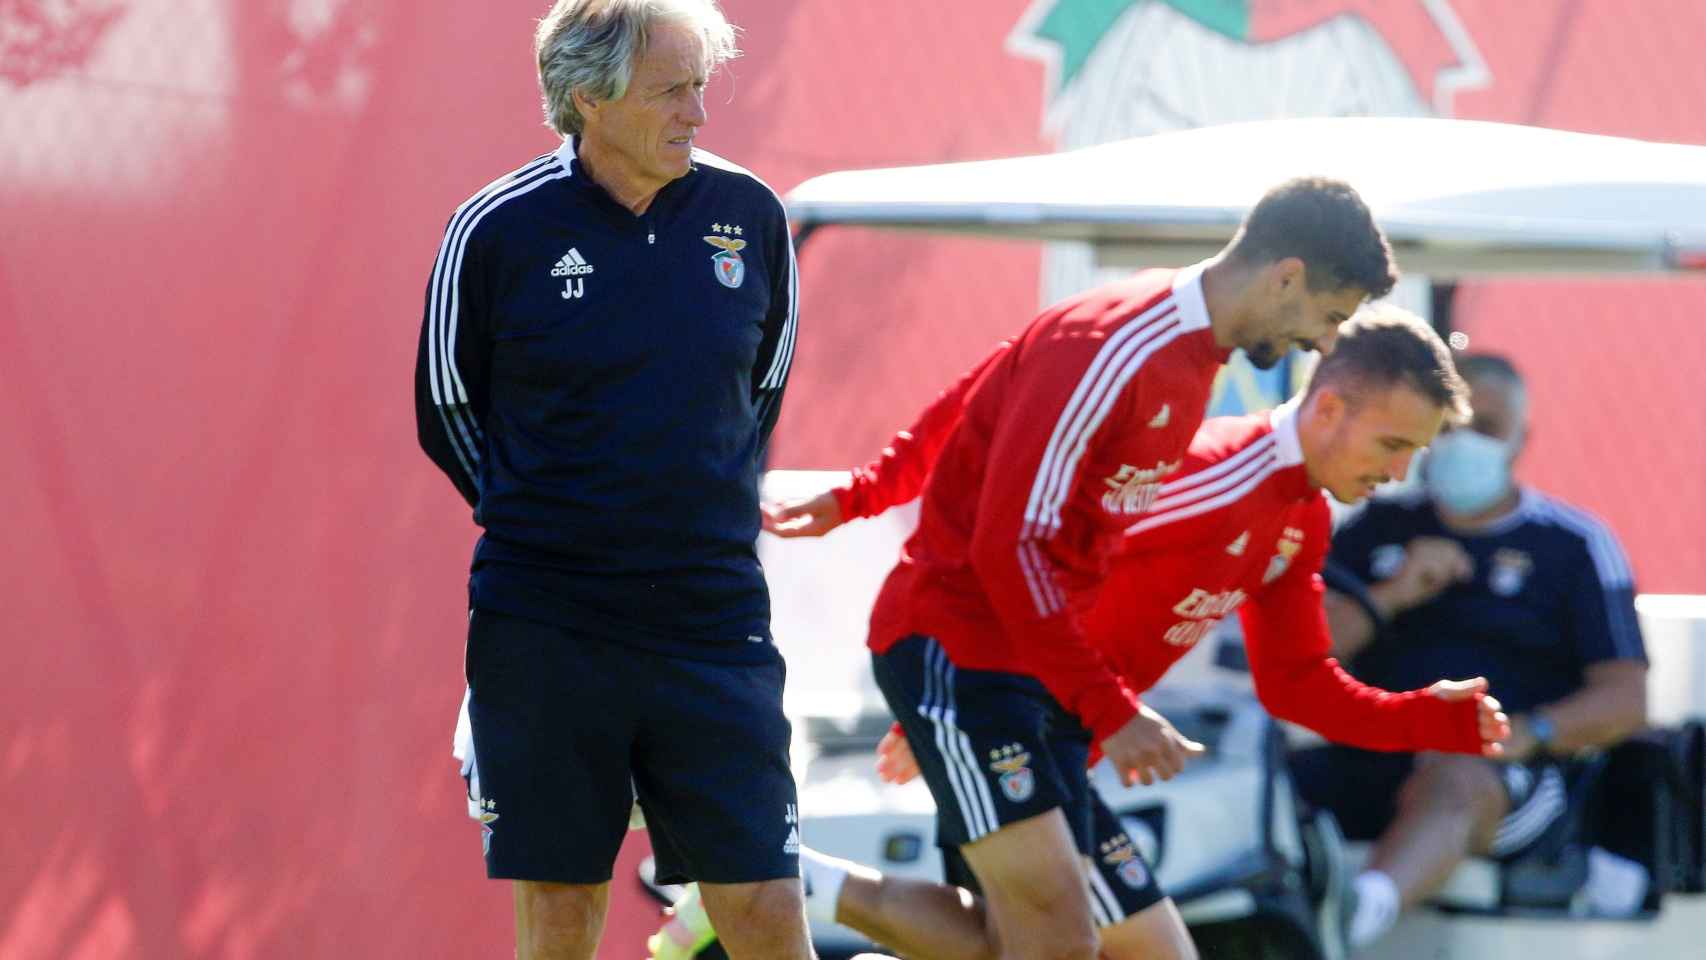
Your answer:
[1163,587,1248,647]
[1101,460,1180,516]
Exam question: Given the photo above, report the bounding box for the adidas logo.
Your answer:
[1226,531,1249,556]
[1148,404,1171,429]
[783,803,800,854]
[550,248,595,277]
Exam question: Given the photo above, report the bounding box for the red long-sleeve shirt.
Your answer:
[1093,406,1481,753]
[865,266,1225,742]
[843,387,1483,755]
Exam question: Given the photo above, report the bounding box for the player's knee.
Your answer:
[998,893,1099,960]
[516,881,605,955]
[1401,758,1503,821]
[701,877,807,947]
[745,879,807,931]
[1015,927,1099,960]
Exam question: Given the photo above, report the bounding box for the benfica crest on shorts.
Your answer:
[989,743,1036,802]
[703,231,747,288]
[1101,840,1150,889]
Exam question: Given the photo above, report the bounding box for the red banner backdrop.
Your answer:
[0,2,1701,956]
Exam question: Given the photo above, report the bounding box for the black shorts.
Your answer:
[941,789,1167,927]
[1290,745,1570,860]
[875,635,1165,923]
[463,608,799,885]
[873,634,1091,851]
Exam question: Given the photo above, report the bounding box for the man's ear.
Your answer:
[1312,384,1346,430]
[1273,256,1306,293]
[572,87,598,124]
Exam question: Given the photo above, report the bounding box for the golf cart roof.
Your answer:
[786,117,1706,277]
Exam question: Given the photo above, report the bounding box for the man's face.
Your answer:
[1459,373,1526,446]
[1313,383,1446,504]
[1241,262,1366,370]
[579,21,708,193]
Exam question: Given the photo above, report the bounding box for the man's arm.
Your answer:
[1507,660,1647,760]
[750,208,799,456]
[415,216,493,509]
[966,349,1150,748]
[763,340,1007,538]
[1506,525,1648,760]
[1245,509,1506,755]
[1323,535,1474,660]
[835,342,1009,519]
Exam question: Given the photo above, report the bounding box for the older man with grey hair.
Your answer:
[413,1,807,957]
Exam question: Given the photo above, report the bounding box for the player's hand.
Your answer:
[1379,536,1474,613]
[761,491,845,538]
[1428,676,1510,758]
[1100,703,1206,787]
[875,726,920,784]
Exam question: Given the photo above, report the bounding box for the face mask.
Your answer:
[1424,429,1514,515]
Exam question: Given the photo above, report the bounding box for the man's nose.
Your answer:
[684,92,707,127]
[1391,449,1417,481]
[1315,325,1340,355]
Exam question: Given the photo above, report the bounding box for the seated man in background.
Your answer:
[1294,352,1649,952]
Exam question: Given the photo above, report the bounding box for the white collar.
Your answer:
[1268,394,1305,468]
[1169,259,1213,333]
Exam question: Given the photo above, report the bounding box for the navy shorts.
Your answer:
[875,635,1165,924]
[873,635,1090,850]
[941,790,1167,927]
[1291,745,1570,860]
[463,608,799,885]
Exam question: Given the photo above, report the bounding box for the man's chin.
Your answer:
[1327,486,1367,506]
[1244,348,1282,371]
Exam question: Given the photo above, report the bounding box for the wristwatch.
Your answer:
[1527,713,1557,754]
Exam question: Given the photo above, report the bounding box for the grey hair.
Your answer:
[535,0,739,137]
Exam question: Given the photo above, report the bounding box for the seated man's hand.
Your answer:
[1101,703,1206,787]
[1378,536,1474,614]
[875,725,920,784]
[1427,676,1511,758]
[761,491,845,538]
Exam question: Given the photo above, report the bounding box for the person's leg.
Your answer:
[651,636,1102,960]
[832,848,995,960]
[514,881,609,960]
[1097,899,1197,960]
[958,808,1100,960]
[652,847,990,960]
[866,636,1100,959]
[1080,792,1193,960]
[464,611,636,958]
[1366,754,1509,907]
[632,645,813,959]
[698,878,814,960]
[1289,745,1420,952]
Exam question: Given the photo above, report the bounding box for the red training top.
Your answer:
[1092,404,1482,753]
[841,385,1483,756]
[863,265,1225,743]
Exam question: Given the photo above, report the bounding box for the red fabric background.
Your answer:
[0,2,1700,956]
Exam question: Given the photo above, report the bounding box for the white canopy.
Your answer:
[786,117,1706,276]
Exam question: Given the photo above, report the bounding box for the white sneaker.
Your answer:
[646,883,717,960]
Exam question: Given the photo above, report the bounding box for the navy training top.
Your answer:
[416,138,798,663]
[1330,488,1645,715]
